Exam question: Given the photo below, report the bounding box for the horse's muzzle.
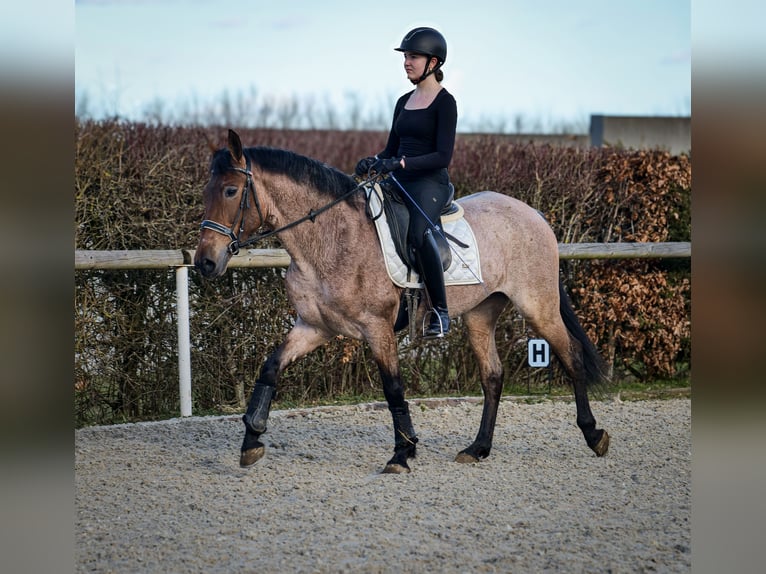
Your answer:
[194,255,220,278]
[193,245,229,278]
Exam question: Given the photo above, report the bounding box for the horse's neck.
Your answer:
[269,182,371,271]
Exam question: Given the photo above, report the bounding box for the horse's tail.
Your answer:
[559,280,610,389]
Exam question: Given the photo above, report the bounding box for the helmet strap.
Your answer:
[415,57,442,84]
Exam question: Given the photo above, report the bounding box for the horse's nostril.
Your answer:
[195,257,216,277]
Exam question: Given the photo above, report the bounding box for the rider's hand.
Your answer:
[371,157,403,175]
[354,156,377,176]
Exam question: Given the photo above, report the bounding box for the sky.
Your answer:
[74,0,691,132]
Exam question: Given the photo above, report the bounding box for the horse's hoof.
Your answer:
[455,452,480,464]
[240,445,266,467]
[590,430,610,457]
[382,463,411,474]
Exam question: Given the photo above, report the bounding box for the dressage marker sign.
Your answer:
[528,338,551,367]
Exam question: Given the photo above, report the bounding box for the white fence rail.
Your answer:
[75,243,691,416]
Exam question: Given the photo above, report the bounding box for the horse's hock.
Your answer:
[75,398,691,573]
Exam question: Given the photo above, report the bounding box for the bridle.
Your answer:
[199,154,264,255]
[200,153,375,255]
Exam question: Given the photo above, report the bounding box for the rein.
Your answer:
[200,155,373,255]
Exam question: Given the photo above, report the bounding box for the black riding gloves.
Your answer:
[355,156,403,177]
[355,156,377,176]
[371,157,403,175]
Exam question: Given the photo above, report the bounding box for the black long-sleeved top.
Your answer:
[378,87,457,183]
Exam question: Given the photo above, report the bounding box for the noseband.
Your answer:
[199,155,264,255]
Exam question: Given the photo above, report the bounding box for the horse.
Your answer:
[194,129,610,473]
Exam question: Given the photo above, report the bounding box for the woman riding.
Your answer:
[355,26,458,338]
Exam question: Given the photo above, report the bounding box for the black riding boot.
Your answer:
[417,228,450,338]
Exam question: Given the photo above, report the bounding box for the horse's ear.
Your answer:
[228,129,244,162]
[200,130,217,154]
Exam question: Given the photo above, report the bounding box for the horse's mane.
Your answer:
[211,146,357,200]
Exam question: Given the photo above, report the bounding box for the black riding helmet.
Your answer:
[394,27,447,83]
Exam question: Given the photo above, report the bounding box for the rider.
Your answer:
[356,27,457,338]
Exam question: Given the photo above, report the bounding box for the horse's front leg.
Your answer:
[240,320,330,467]
[383,377,419,474]
[368,333,418,474]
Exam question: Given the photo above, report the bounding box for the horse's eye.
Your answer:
[224,186,238,198]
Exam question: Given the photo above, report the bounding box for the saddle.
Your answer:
[369,179,466,272]
[364,179,482,337]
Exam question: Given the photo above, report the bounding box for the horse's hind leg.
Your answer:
[522,289,609,457]
[240,319,330,467]
[558,285,610,456]
[456,293,509,463]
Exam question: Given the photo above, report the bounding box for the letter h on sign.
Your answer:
[527,338,550,368]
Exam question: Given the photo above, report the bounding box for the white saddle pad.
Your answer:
[365,183,483,289]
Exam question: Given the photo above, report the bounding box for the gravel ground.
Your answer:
[75,397,690,573]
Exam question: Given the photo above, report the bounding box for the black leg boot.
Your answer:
[417,228,450,339]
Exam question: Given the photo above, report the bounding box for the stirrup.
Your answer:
[422,309,450,339]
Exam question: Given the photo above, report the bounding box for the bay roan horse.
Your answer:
[194,129,610,473]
